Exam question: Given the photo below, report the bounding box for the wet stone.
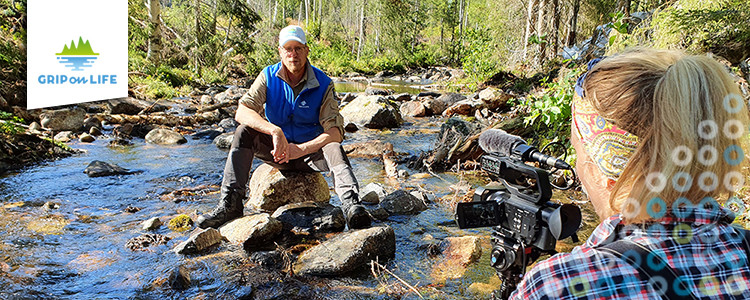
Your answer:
[173,228,223,255]
[271,202,345,234]
[213,132,234,149]
[126,233,171,251]
[124,206,141,213]
[168,214,194,232]
[379,190,428,215]
[168,265,191,290]
[293,226,396,276]
[142,217,163,231]
[219,214,282,251]
[84,160,138,177]
[145,128,187,145]
[54,131,74,142]
[344,123,358,133]
[79,133,95,143]
[245,164,330,212]
[191,128,223,140]
[360,182,386,205]
[249,250,283,268]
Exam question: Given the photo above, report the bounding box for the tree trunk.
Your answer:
[298,1,303,25]
[194,0,202,75]
[357,0,366,61]
[523,0,539,60]
[566,0,579,47]
[552,0,559,57]
[272,0,278,25]
[536,0,547,64]
[305,0,310,27]
[147,0,163,63]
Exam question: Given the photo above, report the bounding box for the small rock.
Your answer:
[365,87,390,96]
[422,98,447,115]
[213,132,234,149]
[145,128,187,145]
[54,131,74,142]
[192,129,223,140]
[393,93,412,102]
[383,151,398,177]
[271,202,345,233]
[344,123,358,133]
[436,93,467,107]
[219,214,282,251]
[124,206,141,213]
[79,133,95,143]
[142,217,163,231]
[82,117,102,132]
[442,99,481,117]
[43,201,61,210]
[89,126,102,136]
[126,233,170,251]
[380,190,427,215]
[417,91,441,98]
[360,183,387,205]
[400,101,426,117]
[200,95,214,106]
[218,118,238,130]
[443,236,482,266]
[168,265,191,289]
[250,251,283,268]
[410,191,430,203]
[40,108,86,131]
[293,226,396,276]
[173,228,222,254]
[367,206,390,220]
[84,161,137,177]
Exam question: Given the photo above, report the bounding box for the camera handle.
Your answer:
[490,228,550,300]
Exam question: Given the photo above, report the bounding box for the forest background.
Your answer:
[0,0,748,133]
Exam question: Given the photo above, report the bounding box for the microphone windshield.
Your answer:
[478,129,525,155]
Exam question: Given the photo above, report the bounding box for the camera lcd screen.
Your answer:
[455,201,501,229]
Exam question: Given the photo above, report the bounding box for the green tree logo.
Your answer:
[56,37,99,71]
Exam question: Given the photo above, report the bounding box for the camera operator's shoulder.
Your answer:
[511,245,649,300]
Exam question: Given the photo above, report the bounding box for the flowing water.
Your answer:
[0,113,596,299]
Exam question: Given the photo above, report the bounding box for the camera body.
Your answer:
[455,153,581,299]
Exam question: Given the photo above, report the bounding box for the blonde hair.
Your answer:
[582,48,749,223]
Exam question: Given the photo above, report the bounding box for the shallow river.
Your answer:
[0,110,595,299]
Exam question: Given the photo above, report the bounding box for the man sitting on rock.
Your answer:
[197,25,371,230]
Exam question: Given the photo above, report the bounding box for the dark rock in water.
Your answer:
[219,214,282,251]
[89,126,102,136]
[367,206,390,220]
[106,98,168,115]
[436,93,467,106]
[109,138,132,147]
[173,228,223,254]
[293,226,396,276]
[168,265,191,290]
[250,250,283,268]
[145,128,187,145]
[380,190,427,215]
[218,118,238,130]
[417,91,441,98]
[271,202,345,233]
[40,107,86,131]
[192,129,224,140]
[79,133,95,143]
[82,117,102,132]
[126,233,171,251]
[340,95,402,129]
[213,132,234,149]
[365,87,390,96]
[113,123,134,138]
[84,161,138,177]
[124,206,141,213]
[422,98,447,116]
[131,124,156,139]
[344,123,358,133]
[392,93,412,102]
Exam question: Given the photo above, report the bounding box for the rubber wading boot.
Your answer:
[341,190,371,230]
[196,189,244,229]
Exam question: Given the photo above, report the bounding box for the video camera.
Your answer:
[454,129,581,299]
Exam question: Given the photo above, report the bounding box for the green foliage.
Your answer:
[461,27,499,84]
[129,75,181,99]
[521,67,584,139]
[0,111,24,135]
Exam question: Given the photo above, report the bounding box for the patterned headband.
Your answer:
[573,58,639,180]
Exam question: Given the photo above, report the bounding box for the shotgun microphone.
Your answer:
[478,129,572,170]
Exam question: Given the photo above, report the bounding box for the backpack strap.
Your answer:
[599,240,699,300]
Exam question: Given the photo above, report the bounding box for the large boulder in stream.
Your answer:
[293,226,396,276]
[245,164,330,212]
[39,107,86,131]
[173,228,223,255]
[84,161,138,177]
[379,190,427,215]
[340,95,402,129]
[219,214,282,250]
[145,128,187,145]
[271,202,345,234]
[342,140,394,158]
[106,97,168,115]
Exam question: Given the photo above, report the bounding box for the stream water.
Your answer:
[0,100,596,299]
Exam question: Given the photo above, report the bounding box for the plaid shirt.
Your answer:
[510,206,750,299]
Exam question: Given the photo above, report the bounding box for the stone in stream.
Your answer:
[79,133,95,143]
[342,140,394,158]
[40,107,86,131]
[219,214,282,251]
[293,226,396,276]
[344,123,358,133]
[360,182,387,205]
[145,128,187,145]
[477,87,512,111]
[249,250,282,268]
[392,93,412,102]
[365,87,390,96]
[213,132,234,149]
[436,93,466,107]
[126,233,171,251]
[82,117,102,132]
[168,265,191,289]
[173,227,223,255]
[271,202,345,234]
[106,97,168,115]
[399,100,426,117]
[218,118,238,130]
[191,128,223,140]
[245,164,330,212]
[340,95,402,129]
[442,99,482,117]
[142,217,163,231]
[54,131,75,142]
[84,160,138,177]
[431,236,483,281]
[168,214,194,232]
[379,190,427,215]
[422,97,447,116]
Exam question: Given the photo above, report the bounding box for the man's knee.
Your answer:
[232,124,261,149]
[322,142,350,166]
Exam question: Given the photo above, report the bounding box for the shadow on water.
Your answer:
[0,117,597,299]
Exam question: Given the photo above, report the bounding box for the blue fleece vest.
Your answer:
[263,62,331,144]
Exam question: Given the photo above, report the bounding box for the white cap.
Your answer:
[279,25,307,47]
